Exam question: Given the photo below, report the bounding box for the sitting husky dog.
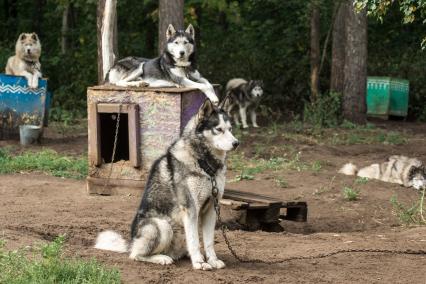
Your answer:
[5,33,42,89]
[95,100,239,270]
[224,78,264,128]
[339,155,426,190]
[105,24,218,104]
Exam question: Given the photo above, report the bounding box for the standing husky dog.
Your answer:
[339,155,426,190]
[225,78,264,128]
[105,24,218,104]
[95,100,239,270]
[5,33,42,89]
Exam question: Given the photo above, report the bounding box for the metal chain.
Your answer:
[210,179,426,264]
[103,105,121,190]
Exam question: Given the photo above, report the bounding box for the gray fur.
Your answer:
[105,24,218,104]
[224,78,264,128]
[95,101,238,270]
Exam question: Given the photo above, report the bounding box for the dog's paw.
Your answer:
[252,124,259,128]
[149,255,174,265]
[208,258,226,269]
[242,125,249,129]
[193,262,213,271]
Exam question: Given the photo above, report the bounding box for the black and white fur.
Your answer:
[224,78,264,128]
[339,155,426,190]
[95,100,239,270]
[105,24,218,104]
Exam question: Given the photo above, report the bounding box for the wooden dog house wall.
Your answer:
[86,85,207,195]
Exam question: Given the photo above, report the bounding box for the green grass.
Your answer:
[275,177,289,188]
[0,236,121,284]
[390,190,426,225]
[355,177,369,185]
[342,186,360,201]
[0,148,88,179]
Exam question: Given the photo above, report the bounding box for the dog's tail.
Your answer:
[338,163,358,176]
[94,230,128,253]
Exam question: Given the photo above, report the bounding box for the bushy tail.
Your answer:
[94,230,128,253]
[338,163,358,176]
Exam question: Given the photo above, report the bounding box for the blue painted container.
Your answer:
[0,74,48,139]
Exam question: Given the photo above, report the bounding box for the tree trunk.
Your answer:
[310,2,320,101]
[97,0,118,84]
[61,4,70,54]
[158,0,184,54]
[330,2,346,94]
[343,2,367,123]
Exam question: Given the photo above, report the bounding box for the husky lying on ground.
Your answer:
[105,24,218,104]
[339,155,426,190]
[95,100,239,270]
[5,33,42,89]
[224,78,264,128]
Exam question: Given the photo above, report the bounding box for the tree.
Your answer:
[97,0,118,84]
[342,1,368,123]
[330,2,346,94]
[310,1,320,101]
[158,0,184,54]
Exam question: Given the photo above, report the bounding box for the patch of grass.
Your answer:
[313,176,336,195]
[0,236,121,284]
[390,190,426,225]
[0,149,88,179]
[275,177,289,188]
[355,177,369,185]
[342,186,360,201]
[311,160,322,172]
[228,151,309,181]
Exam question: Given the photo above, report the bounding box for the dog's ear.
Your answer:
[198,99,215,121]
[218,94,231,110]
[31,33,38,41]
[166,24,176,40]
[185,24,195,40]
[20,33,26,41]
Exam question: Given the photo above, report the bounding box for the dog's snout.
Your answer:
[179,51,185,56]
[232,140,240,149]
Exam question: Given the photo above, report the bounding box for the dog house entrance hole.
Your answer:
[100,113,129,163]
[89,103,140,168]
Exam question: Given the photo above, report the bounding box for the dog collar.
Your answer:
[198,158,220,177]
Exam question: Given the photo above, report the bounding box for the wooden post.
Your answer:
[97,0,118,84]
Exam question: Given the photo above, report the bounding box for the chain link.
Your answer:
[211,180,426,264]
[103,105,121,191]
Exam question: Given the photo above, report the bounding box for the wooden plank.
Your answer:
[128,104,140,167]
[97,103,131,113]
[88,84,221,94]
[88,103,101,166]
[219,198,249,210]
[223,189,283,206]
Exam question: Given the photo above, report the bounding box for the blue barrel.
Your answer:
[0,74,48,139]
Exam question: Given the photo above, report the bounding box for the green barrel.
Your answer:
[366,77,409,118]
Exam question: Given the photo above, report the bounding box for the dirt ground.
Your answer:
[1,120,426,283]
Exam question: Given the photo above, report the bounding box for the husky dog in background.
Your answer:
[339,155,426,190]
[95,100,239,270]
[224,78,264,128]
[105,24,218,104]
[5,33,42,89]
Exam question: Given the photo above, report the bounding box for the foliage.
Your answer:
[0,149,88,179]
[342,186,360,201]
[0,1,425,119]
[303,92,342,128]
[0,236,121,284]
[390,189,426,225]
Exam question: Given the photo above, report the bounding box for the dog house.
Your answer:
[86,85,209,194]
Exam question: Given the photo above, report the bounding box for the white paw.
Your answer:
[193,262,213,271]
[253,124,259,128]
[151,255,174,265]
[208,258,226,269]
[242,125,249,129]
